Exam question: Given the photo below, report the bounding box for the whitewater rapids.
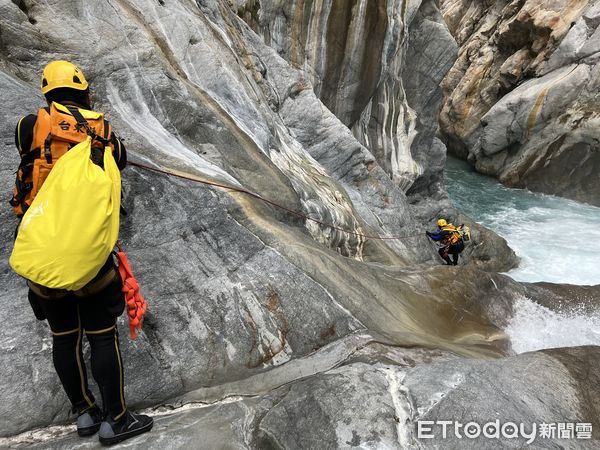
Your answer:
[446,157,600,286]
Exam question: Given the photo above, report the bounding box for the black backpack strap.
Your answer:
[19,148,41,166]
[66,106,110,146]
[9,148,42,211]
[66,106,108,168]
[43,133,53,163]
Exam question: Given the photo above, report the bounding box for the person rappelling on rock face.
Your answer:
[10,61,153,445]
[426,218,466,266]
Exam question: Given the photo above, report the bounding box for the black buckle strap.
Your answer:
[19,148,41,166]
[10,144,37,211]
[10,171,34,209]
[15,177,33,194]
[11,149,37,207]
[44,134,52,163]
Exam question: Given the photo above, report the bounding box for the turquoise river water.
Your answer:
[445,157,600,286]
[445,157,600,353]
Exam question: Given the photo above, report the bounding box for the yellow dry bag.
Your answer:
[10,136,121,291]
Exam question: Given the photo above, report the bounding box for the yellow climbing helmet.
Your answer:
[436,218,447,227]
[41,60,88,94]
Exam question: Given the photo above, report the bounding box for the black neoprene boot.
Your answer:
[76,405,103,437]
[98,410,153,445]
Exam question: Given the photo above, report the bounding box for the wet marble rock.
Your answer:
[238,0,457,200]
[13,346,599,449]
[0,0,540,441]
[440,0,600,206]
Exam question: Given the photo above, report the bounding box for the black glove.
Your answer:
[426,231,432,237]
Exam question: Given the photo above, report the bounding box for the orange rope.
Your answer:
[127,161,423,242]
[114,243,147,340]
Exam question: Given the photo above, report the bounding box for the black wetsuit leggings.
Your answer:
[439,241,465,265]
[33,275,127,420]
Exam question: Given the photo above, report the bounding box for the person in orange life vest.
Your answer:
[11,61,152,445]
[426,218,465,265]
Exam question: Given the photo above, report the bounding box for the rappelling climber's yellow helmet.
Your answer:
[436,218,447,227]
[41,60,88,94]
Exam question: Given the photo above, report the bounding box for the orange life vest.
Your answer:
[440,225,461,246]
[11,102,113,217]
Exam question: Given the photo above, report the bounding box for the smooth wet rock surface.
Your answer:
[0,0,517,438]
[239,0,457,200]
[404,345,600,448]
[5,345,598,448]
[0,0,597,448]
